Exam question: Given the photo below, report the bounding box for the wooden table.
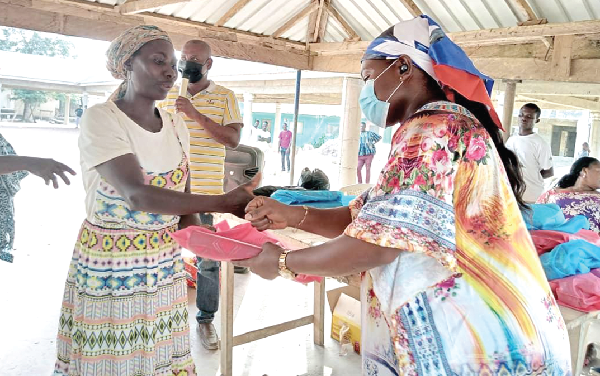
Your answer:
[215,214,340,376]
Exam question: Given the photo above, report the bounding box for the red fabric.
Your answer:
[549,269,600,312]
[171,221,322,284]
[529,229,600,255]
[432,64,503,131]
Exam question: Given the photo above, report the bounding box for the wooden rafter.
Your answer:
[551,35,574,79]
[306,0,328,43]
[118,0,189,15]
[21,0,306,49]
[273,1,320,38]
[310,19,600,53]
[0,0,311,70]
[325,3,359,41]
[519,95,600,111]
[214,0,253,27]
[398,0,422,17]
[504,0,537,22]
[312,0,327,43]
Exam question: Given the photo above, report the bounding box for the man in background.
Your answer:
[506,103,554,203]
[278,122,292,172]
[159,39,244,351]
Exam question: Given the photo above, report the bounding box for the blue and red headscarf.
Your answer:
[363,15,503,130]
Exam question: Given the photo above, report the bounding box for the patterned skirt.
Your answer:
[54,221,196,376]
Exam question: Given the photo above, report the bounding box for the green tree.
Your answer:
[0,27,74,57]
[11,89,47,123]
[1,27,75,122]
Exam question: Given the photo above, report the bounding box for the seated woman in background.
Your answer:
[538,156,600,233]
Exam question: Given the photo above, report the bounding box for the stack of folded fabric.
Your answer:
[526,204,600,312]
[270,189,356,208]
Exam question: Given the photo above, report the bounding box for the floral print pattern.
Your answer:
[537,188,600,234]
[345,102,571,376]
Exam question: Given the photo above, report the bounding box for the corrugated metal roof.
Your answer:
[76,0,600,43]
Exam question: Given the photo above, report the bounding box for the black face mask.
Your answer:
[178,60,205,84]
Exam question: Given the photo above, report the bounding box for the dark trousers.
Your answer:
[195,213,219,324]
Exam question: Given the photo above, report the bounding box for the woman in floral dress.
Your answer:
[235,16,571,376]
[53,25,256,375]
[538,156,600,233]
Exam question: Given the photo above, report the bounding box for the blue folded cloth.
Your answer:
[540,239,600,280]
[270,190,356,208]
[523,204,589,234]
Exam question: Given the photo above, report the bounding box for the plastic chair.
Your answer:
[560,306,600,375]
[339,183,373,196]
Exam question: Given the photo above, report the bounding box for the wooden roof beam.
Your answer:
[117,0,190,15]
[325,3,359,41]
[22,0,307,49]
[273,1,320,38]
[0,0,311,70]
[551,35,574,80]
[504,0,538,23]
[519,95,600,111]
[310,0,328,43]
[311,52,600,84]
[309,19,600,54]
[214,0,253,27]
[398,0,422,17]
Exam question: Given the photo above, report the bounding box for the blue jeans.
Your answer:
[281,147,290,171]
[195,213,219,324]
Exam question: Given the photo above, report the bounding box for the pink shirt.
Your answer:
[279,130,292,149]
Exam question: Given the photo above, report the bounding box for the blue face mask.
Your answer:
[359,61,404,128]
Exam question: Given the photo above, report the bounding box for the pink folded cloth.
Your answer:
[171,221,322,284]
[530,229,600,255]
[549,269,600,312]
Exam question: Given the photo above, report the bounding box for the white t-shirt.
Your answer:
[78,101,190,220]
[506,133,553,203]
[256,128,271,142]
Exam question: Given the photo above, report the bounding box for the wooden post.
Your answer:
[289,70,301,185]
[274,102,282,143]
[502,80,519,142]
[219,262,234,376]
[64,94,71,126]
[313,280,325,346]
[590,112,600,158]
[339,76,362,187]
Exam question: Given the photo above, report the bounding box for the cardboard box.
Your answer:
[327,286,361,354]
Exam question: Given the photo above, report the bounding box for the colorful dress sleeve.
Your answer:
[345,111,475,271]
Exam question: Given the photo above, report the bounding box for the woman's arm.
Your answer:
[244,196,353,238]
[234,235,401,279]
[0,155,75,188]
[178,174,204,229]
[95,153,258,217]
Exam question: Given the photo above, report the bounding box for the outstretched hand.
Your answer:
[224,173,261,218]
[28,157,76,189]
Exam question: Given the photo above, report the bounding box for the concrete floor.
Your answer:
[0,126,361,376]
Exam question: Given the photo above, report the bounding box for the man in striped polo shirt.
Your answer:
[158,40,243,351]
